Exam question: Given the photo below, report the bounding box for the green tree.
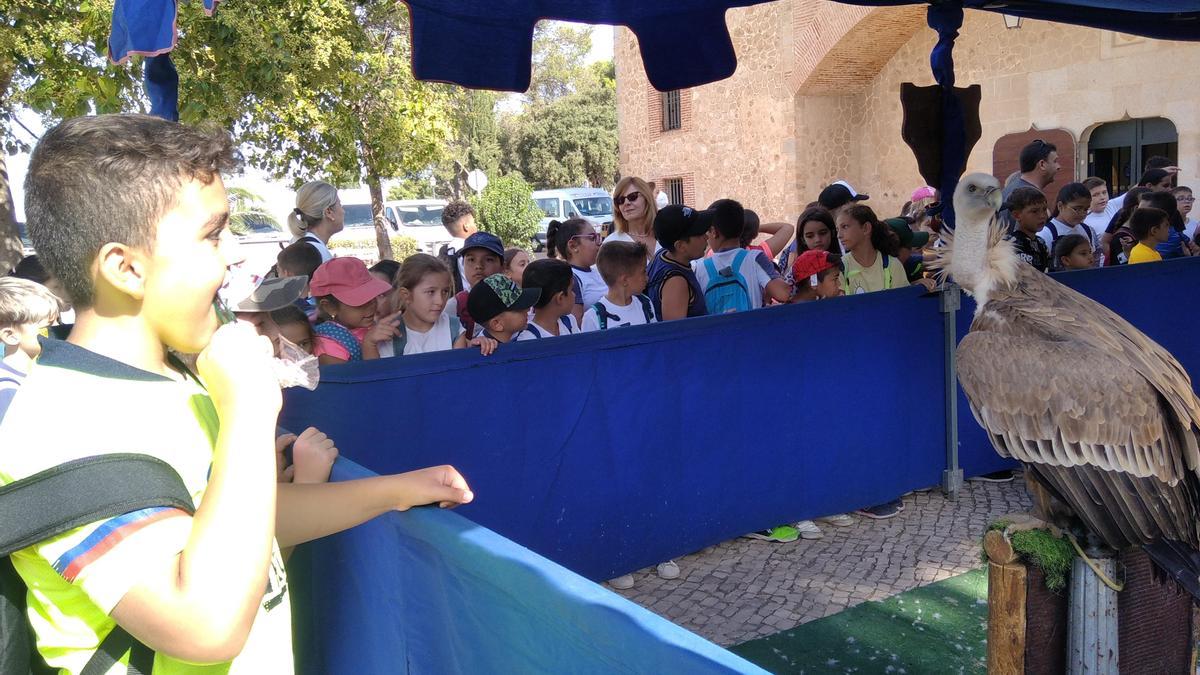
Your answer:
[503,61,618,190]
[470,174,542,248]
[528,22,592,106]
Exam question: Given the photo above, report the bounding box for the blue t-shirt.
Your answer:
[1156,227,1189,259]
[647,249,707,319]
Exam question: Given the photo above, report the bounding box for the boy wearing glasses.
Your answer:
[1175,186,1197,241]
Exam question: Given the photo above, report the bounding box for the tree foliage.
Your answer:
[501,60,618,190]
[469,174,542,248]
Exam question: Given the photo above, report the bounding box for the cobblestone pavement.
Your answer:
[611,476,1033,647]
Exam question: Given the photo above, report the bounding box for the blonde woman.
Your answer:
[287,180,344,262]
[607,177,659,256]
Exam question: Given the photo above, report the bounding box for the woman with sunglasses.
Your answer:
[608,177,659,258]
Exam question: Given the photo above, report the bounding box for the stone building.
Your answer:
[614,1,1200,223]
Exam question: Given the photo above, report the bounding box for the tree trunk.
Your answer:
[367,176,394,261]
[0,151,22,273]
[0,64,24,273]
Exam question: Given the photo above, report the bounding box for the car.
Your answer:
[383,199,450,255]
[15,221,34,257]
[531,188,615,251]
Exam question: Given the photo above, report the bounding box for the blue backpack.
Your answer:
[701,250,752,314]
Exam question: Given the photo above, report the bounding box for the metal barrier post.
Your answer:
[941,283,963,498]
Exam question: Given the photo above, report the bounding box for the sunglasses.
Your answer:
[571,232,602,244]
[614,192,642,206]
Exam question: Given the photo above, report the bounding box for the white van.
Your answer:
[383,199,450,255]
[531,188,614,251]
[329,194,449,257]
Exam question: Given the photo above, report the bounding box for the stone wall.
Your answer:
[616,0,1200,223]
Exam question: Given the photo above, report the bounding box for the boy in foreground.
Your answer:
[0,114,472,673]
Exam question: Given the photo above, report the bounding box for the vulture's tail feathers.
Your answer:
[1142,539,1200,601]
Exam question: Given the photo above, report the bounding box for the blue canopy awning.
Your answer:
[110,0,1199,93]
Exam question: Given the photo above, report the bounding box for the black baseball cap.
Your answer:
[467,274,540,324]
[654,205,711,249]
[818,181,869,210]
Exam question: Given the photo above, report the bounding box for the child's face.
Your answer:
[1013,202,1048,234]
[1089,185,1109,213]
[1151,222,1171,243]
[801,220,832,253]
[486,309,529,339]
[506,251,530,286]
[569,229,601,266]
[142,177,241,354]
[328,297,379,329]
[1,321,50,359]
[815,268,844,298]
[835,213,867,252]
[403,271,452,325]
[1057,197,1091,226]
[621,264,649,295]
[463,250,502,287]
[1177,191,1194,217]
[674,234,708,261]
[235,311,282,357]
[278,320,314,354]
[1061,243,1095,270]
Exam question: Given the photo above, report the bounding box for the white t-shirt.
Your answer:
[1101,192,1127,224]
[516,314,581,340]
[377,309,464,357]
[571,265,608,307]
[1038,218,1102,257]
[1186,217,1199,241]
[1083,210,1111,233]
[443,236,469,290]
[581,295,658,332]
[604,230,662,255]
[294,232,333,262]
[692,247,773,310]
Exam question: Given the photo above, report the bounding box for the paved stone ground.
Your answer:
[611,476,1033,647]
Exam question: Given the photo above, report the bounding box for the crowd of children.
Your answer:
[3,113,1199,668]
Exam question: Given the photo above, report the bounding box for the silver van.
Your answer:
[531,188,614,251]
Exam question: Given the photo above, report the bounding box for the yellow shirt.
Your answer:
[0,340,292,675]
[1128,242,1163,264]
[842,251,905,295]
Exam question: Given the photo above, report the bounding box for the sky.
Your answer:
[6,23,616,222]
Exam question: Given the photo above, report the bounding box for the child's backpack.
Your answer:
[1044,220,1096,250]
[701,250,752,314]
[314,321,363,361]
[1,454,196,674]
[591,295,654,330]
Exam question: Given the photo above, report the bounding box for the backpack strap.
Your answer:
[559,315,572,334]
[701,257,720,287]
[591,302,609,331]
[1045,220,1061,244]
[881,254,894,289]
[1,454,195,675]
[389,321,407,356]
[730,249,749,274]
[449,315,463,346]
[635,294,654,323]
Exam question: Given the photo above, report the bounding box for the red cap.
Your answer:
[792,250,837,283]
[309,257,392,307]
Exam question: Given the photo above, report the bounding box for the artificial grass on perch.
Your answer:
[983,517,1076,592]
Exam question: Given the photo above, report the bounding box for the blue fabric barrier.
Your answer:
[282,286,947,580]
[956,257,1200,478]
[288,459,767,675]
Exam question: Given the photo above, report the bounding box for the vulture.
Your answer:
[938,173,1200,596]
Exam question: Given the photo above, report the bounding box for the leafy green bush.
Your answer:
[329,235,419,263]
[470,174,542,248]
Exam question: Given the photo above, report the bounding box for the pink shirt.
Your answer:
[313,324,370,361]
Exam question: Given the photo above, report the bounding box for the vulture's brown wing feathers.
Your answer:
[958,264,1200,552]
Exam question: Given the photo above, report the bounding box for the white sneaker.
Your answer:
[608,574,635,590]
[794,520,824,540]
[818,513,855,527]
[656,560,680,579]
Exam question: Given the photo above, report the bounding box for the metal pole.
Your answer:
[941,283,963,497]
[1068,552,1120,673]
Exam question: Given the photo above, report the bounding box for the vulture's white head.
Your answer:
[953,173,1003,224]
[938,172,1018,306]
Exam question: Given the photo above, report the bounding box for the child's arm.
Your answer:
[757,222,795,258]
[453,331,498,355]
[275,466,473,547]
[109,323,284,662]
[659,275,691,321]
[362,311,403,360]
[765,278,792,304]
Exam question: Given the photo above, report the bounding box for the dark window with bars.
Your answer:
[661,90,681,131]
[664,178,684,205]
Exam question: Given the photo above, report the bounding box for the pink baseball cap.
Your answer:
[309,257,392,307]
[911,186,937,202]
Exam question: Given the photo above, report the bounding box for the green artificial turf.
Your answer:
[730,568,989,674]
